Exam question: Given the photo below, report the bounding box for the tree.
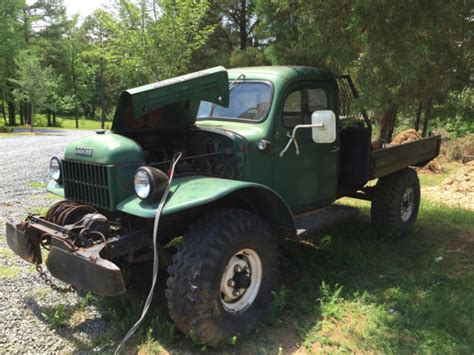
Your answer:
[11,50,50,131]
[256,0,359,72]
[0,0,26,126]
[257,0,472,141]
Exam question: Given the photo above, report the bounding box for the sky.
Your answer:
[64,0,109,20]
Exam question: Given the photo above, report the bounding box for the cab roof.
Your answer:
[228,66,334,82]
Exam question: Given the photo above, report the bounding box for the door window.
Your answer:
[282,90,303,128]
[307,88,328,113]
[283,87,328,128]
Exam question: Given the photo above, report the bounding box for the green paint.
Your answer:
[49,66,343,221]
[64,132,144,164]
[112,66,229,131]
[116,175,288,218]
[47,181,64,197]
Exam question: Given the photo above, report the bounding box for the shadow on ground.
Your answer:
[23,201,474,353]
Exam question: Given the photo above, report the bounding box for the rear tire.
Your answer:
[166,209,278,345]
[371,168,420,236]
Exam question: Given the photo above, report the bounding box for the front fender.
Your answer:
[116,176,295,232]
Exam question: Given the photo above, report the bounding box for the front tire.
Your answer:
[166,209,278,345]
[371,168,420,235]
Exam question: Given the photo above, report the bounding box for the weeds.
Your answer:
[266,286,288,325]
[30,181,46,189]
[41,304,72,328]
[14,171,473,352]
[0,265,21,279]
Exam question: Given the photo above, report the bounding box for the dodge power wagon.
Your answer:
[6,66,440,346]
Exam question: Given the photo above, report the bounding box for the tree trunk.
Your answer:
[71,41,79,129]
[7,101,15,126]
[19,103,23,125]
[422,98,433,137]
[28,102,33,126]
[100,56,105,129]
[414,100,422,132]
[379,105,398,142]
[239,0,247,50]
[30,103,34,132]
[21,102,26,125]
[47,112,52,127]
[1,100,6,125]
[53,113,56,126]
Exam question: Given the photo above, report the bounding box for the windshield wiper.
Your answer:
[229,73,246,91]
[209,74,246,117]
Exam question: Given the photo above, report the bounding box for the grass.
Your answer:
[30,181,47,189]
[0,265,21,279]
[0,247,15,259]
[68,179,471,353]
[417,163,457,187]
[3,114,112,132]
[6,168,473,352]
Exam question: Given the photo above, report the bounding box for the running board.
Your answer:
[295,204,359,238]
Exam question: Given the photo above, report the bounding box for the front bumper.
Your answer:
[6,216,126,296]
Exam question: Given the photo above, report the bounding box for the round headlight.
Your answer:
[134,169,151,200]
[49,157,62,182]
[134,167,170,201]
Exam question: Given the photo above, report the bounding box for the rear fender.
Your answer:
[116,176,295,237]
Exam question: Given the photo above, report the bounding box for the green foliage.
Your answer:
[0,265,21,279]
[318,282,344,318]
[229,47,268,67]
[256,0,360,72]
[0,0,25,104]
[11,50,50,108]
[266,285,288,325]
[0,122,13,133]
[256,0,471,139]
[41,304,72,328]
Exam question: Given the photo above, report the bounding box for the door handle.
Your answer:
[330,146,339,153]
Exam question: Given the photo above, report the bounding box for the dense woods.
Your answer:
[0,0,471,139]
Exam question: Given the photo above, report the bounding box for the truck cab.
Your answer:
[6,66,440,347]
[197,66,341,212]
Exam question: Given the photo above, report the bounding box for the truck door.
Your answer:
[272,81,339,213]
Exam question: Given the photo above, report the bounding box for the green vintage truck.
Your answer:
[6,66,440,345]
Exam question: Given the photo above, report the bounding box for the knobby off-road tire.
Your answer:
[371,168,420,236]
[166,209,279,345]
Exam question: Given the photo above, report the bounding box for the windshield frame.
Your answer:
[197,80,274,124]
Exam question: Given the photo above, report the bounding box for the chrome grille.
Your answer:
[62,160,112,210]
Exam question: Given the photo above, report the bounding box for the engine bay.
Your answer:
[122,127,240,180]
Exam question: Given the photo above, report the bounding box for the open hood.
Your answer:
[112,66,229,132]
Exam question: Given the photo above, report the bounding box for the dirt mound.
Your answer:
[391,129,422,145]
[441,161,473,193]
[425,161,474,210]
[391,129,445,173]
[419,156,445,174]
[444,134,474,163]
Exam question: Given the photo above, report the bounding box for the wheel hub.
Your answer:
[401,187,415,222]
[220,248,262,313]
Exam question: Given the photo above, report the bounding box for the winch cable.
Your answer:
[115,151,182,355]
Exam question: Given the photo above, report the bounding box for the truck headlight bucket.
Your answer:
[134,167,169,201]
[49,157,62,182]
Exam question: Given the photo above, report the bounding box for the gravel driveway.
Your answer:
[0,131,110,353]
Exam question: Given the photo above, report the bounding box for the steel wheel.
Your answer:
[220,248,262,313]
[400,187,415,222]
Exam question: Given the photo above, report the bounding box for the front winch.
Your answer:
[5,200,130,296]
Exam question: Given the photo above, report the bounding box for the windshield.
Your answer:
[197,82,272,121]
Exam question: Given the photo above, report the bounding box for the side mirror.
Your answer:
[311,110,336,144]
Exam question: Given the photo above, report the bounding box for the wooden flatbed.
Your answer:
[370,135,441,179]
